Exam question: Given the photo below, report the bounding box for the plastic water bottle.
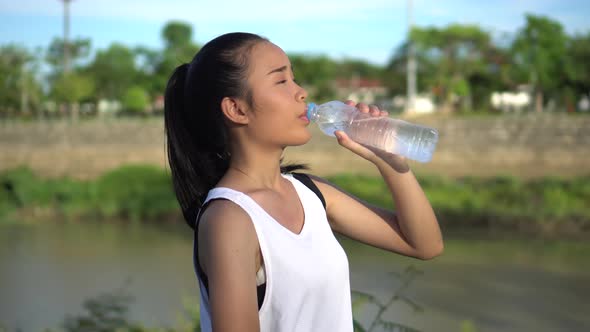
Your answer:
[307,100,439,162]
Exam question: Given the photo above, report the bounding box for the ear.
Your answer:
[220,97,249,125]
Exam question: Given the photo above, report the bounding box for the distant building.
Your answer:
[392,95,436,114]
[490,85,532,112]
[335,77,387,104]
[97,99,122,115]
[578,95,590,112]
[153,95,165,113]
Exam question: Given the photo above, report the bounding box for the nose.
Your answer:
[296,86,308,102]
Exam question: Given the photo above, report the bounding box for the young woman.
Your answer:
[164,32,443,332]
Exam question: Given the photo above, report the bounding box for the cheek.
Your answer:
[250,85,277,108]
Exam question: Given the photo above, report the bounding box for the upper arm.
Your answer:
[198,200,261,332]
[309,175,420,258]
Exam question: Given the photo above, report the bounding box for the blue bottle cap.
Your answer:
[306,103,316,120]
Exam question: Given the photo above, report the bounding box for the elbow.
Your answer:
[416,242,444,260]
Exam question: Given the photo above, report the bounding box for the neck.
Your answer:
[227,144,285,190]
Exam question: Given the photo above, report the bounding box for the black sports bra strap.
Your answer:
[291,172,326,210]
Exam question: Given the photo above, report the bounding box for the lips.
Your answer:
[299,107,308,119]
[298,109,310,124]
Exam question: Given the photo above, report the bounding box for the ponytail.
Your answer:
[164,63,200,227]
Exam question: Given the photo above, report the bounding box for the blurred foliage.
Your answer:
[44,284,201,332]
[51,72,95,104]
[0,44,44,115]
[86,43,138,100]
[511,14,569,111]
[93,165,179,221]
[61,289,139,332]
[352,266,424,332]
[0,165,178,223]
[1,14,589,117]
[460,320,479,332]
[408,24,493,110]
[36,266,422,332]
[1,166,589,235]
[326,173,590,232]
[122,86,151,113]
[46,37,92,71]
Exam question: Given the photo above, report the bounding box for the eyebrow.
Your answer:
[266,65,289,75]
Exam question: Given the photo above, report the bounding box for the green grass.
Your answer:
[0,165,178,223]
[327,173,590,233]
[1,166,589,236]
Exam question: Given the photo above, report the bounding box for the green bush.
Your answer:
[0,165,178,223]
[327,173,590,230]
[92,165,178,221]
[122,86,150,114]
[1,166,589,232]
[0,167,56,221]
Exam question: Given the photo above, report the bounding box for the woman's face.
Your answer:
[242,42,311,148]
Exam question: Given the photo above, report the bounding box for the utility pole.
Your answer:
[60,0,78,122]
[406,0,417,113]
[61,0,73,73]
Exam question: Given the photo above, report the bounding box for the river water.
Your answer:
[1,221,588,332]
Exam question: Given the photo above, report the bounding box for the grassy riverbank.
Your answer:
[2,165,589,237]
[329,173,590,236]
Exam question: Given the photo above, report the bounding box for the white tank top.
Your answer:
[195,173,353,331]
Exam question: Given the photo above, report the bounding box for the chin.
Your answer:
[288,131,312,146]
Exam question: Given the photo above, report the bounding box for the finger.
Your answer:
[334,130,349,145]
[369,105,381,116]
[380,111,389,117]
[356,102,369,113]
[335,130,377,160]
[335,130,357,148]
[345,100,356,106]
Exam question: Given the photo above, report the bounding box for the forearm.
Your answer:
[373,155,443,258]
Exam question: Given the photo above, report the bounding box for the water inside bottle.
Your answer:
[345,117,438,162]
[317,121,348,137]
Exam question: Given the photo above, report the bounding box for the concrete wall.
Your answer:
[1,114,589,179]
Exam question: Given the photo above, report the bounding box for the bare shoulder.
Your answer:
[197,199,259,273]
[199,199,254,232]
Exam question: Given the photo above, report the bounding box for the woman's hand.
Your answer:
[334,101,409,173]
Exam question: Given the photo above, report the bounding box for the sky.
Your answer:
[1,0,589,65]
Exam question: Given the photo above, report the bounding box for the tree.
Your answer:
[289,54,338,101]
[122,86,150,114]
[152,21,200,94]
[511,14,568,112]
[51,72,95,104]
[409,24,494,112]
[133,46,161,97]
[384,41,435,97]
[162,22,193,50]
[46,37,92,74]
[564,32,590,100]
[86,43,138,100]
[0,44,43,116]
